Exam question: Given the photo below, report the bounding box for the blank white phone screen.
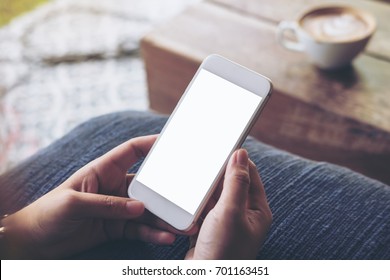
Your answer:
[137,69,262,215]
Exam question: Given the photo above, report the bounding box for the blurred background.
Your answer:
[0,0,201,173]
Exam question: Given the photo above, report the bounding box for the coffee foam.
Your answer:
[302,9,371,42]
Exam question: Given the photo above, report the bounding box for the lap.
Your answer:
[1,110,389,259]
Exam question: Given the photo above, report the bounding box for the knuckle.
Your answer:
[231,169,250,186]
[59,190,82,214]
[104,196,114,208]
[61,189,79,205]
[103,196,121,214]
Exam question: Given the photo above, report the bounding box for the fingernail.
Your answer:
[126,200,144,215]
[236,149,248,166]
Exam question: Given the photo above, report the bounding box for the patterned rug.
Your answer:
[0,0,201,173]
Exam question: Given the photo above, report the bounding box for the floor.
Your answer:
[0,0,201,173]
[0,0,49,27]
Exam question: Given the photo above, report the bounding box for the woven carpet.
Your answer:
[0,0,201,173]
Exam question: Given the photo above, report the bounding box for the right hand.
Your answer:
[185,149,272,260]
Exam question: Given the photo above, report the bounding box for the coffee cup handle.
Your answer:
[277,21,305,52]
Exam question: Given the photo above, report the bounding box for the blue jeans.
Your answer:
[1,111,389,259]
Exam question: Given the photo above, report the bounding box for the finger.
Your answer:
[201,198,217,220]
[201,179,223,219]
[98,135,158,173]
[136,209,199,235]
[185,247,195,260]
[126,173,136,186]
[188,234,199,250]
[136,209,180,233]
[211,178,224,203]
[248,161,272,225]
[247,160,267,210]
[71,191,145,219]
[124,222,176,245]
[218,149,250,210]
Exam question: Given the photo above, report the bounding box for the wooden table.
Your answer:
[141,0,390,184]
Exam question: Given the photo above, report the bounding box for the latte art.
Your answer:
[302,11,370,42]
[277,5,376,69]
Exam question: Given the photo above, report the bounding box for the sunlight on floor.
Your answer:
[0,0,49,27]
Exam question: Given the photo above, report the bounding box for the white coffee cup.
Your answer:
[277,5,376,70]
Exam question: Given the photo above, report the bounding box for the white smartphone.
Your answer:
[128,54,272,231]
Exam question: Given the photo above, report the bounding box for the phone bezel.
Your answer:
[128,54,272,231]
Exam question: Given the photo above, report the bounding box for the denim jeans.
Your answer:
[1,111,389,259]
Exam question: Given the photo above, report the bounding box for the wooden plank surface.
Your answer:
[210,0,390,60]
[141,0,390,183]
[144,1,390,131]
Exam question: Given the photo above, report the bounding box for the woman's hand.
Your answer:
[2,135,176,259]
[185,149,272,260]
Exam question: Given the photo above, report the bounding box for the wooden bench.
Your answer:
[141,0,390,184]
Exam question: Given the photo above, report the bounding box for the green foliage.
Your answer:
[0,0,49,27]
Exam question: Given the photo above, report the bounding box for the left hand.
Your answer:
[3,135,176,259]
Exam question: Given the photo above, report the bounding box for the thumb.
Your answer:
[218,149,250,209]
[71,191,145,219]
